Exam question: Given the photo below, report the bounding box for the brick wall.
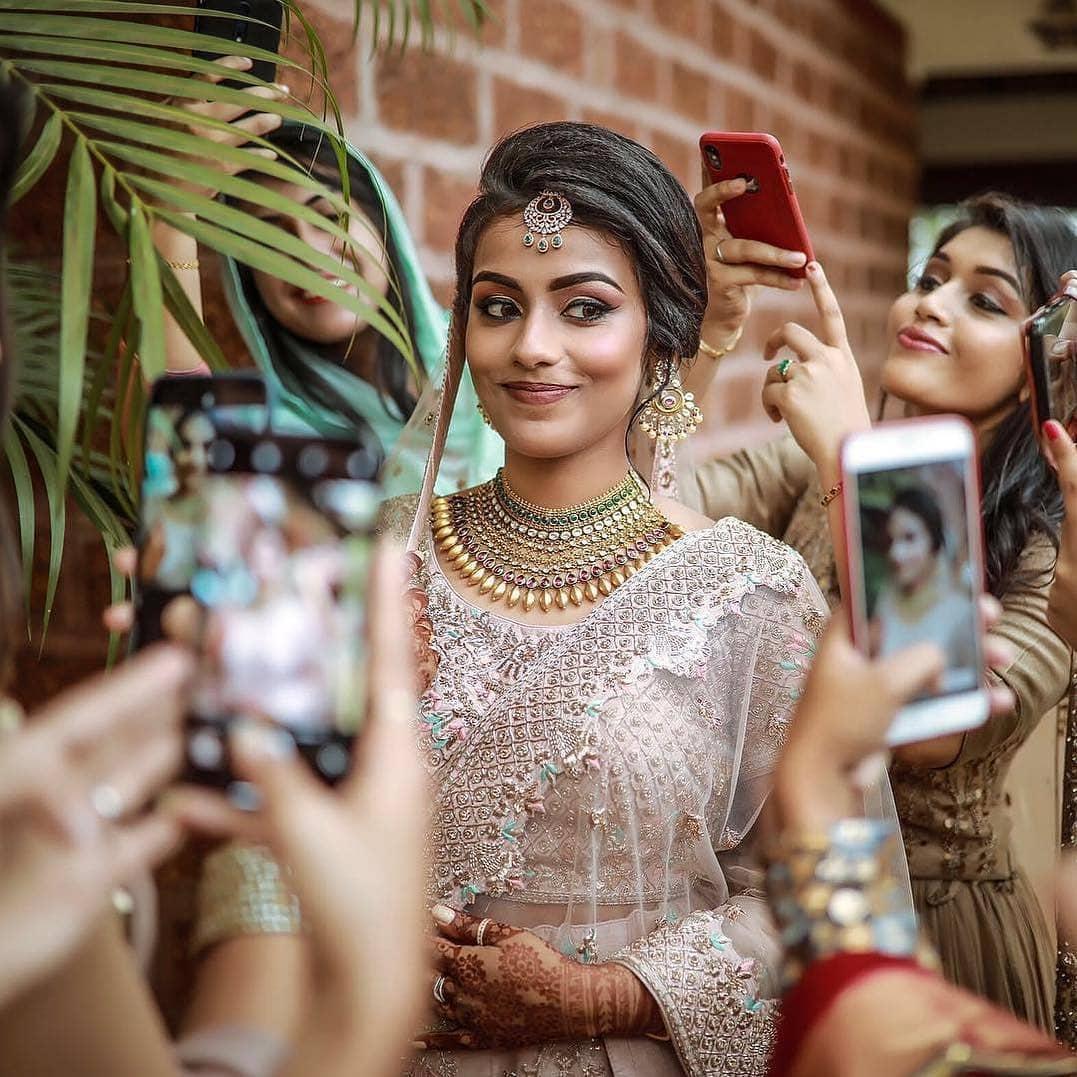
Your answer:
[306,0,918,455]
[10,0,916,704]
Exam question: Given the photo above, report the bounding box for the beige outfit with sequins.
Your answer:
[690,434,1074,1033]
[189,500,908,1076]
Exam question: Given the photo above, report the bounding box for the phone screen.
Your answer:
[851,458,980,699]
[136,376,268,649]
[184,434,380,797]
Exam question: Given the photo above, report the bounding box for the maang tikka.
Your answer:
[523,190,573,253]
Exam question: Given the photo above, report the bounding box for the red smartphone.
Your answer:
[699,131,813,277]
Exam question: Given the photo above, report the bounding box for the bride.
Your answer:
[186,121,906,1077]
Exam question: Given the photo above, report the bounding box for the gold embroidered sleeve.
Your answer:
[611,912,776,1077]
[192,842,302,954]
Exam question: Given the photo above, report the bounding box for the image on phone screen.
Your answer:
[136,379,268,649]
[854,460,979,699]
[185,438,379,794]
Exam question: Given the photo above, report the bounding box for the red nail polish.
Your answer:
[1045,421,1062,441]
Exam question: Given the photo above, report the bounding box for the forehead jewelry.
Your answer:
[522,190,573,253]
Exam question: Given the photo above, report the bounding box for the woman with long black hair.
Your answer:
[688,191,1077,1030]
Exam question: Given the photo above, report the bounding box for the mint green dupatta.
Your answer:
[218,126,501,496]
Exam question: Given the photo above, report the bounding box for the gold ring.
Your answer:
[475,918,492,947]
[715,241,726,264]
[777,357,794,382]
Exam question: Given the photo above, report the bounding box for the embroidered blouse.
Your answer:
[193,503,908,1076]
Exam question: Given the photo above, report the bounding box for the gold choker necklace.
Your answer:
[431,470,683,614]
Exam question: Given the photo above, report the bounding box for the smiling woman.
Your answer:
[684,192,1077,1032]
[153,71,501,495]
[180,120,911,1077]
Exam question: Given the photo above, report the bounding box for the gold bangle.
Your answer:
[698,325,743,362]
[820,481,843,508]
[165,259,200,271]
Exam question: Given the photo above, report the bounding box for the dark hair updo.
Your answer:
[931,193,1077,597]
[451,122,707,374]
[892,485,946,555]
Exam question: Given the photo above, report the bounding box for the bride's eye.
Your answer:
[475,296,521,320]
[563,298,613,323]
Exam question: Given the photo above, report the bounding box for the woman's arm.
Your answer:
[149,56,285,377]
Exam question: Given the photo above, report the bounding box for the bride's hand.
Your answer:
[760,262,871,484]
[417,907,659,1050]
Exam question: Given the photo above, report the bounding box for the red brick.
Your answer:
[648,130,697,192]
[492,77,568,139]
[422,168,476,253]
[581,107,643,142]
[519,0,584,76]
[614,32,664,103]
[710,1,746,63]
[377,50,479,144]
[722,85,755,131]
[671,61,711,124]
[280,3,359,115]
[662,0,702,40]
[748,29,778,82]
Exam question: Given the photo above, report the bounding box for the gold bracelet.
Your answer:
[820,480,843,508]
[165,259,200,271]
[698,325,743,362]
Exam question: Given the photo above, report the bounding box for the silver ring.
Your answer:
[90,782,124,821]
[715,241,726,264]
[475,918,492,947]
[433,974,449,1006]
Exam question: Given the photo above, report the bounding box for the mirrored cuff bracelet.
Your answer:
[765,818,937,990]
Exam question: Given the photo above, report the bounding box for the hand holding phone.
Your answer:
[699,131,813,278]
[840,417,989,746]
[194,0,284,87]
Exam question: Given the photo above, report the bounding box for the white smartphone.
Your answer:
[841,417,989,746]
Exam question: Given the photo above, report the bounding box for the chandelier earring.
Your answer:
[638,358,703,442]
[477,398,492,426]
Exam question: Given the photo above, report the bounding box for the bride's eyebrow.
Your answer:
[471,270,624,294]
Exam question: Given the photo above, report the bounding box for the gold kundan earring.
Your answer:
[638,358,702,442]
[477,399,492,426]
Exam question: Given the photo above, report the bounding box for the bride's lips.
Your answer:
[896,325,948,354]
[500,381,578,406]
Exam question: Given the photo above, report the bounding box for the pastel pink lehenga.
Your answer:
[192,489,913,1076]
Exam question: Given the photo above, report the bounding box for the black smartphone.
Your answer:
[184,431,381,800]
[193,0,285,86]
[134,373,269,652]
[1024,291,1077,442]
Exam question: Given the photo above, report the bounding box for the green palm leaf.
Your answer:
[2,0,491,637]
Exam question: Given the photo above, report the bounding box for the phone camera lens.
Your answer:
[298,444,329,478]
[704,146,721,169]
[208,438,236,472]
[317,742,350,779]
[346,447,379,480]
[251,440,283,473]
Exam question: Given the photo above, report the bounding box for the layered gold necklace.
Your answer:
[431,469,683,614]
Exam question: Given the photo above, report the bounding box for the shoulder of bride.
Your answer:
[708,516,813,596]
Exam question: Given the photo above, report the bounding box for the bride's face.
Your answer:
[464,216,649,461]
